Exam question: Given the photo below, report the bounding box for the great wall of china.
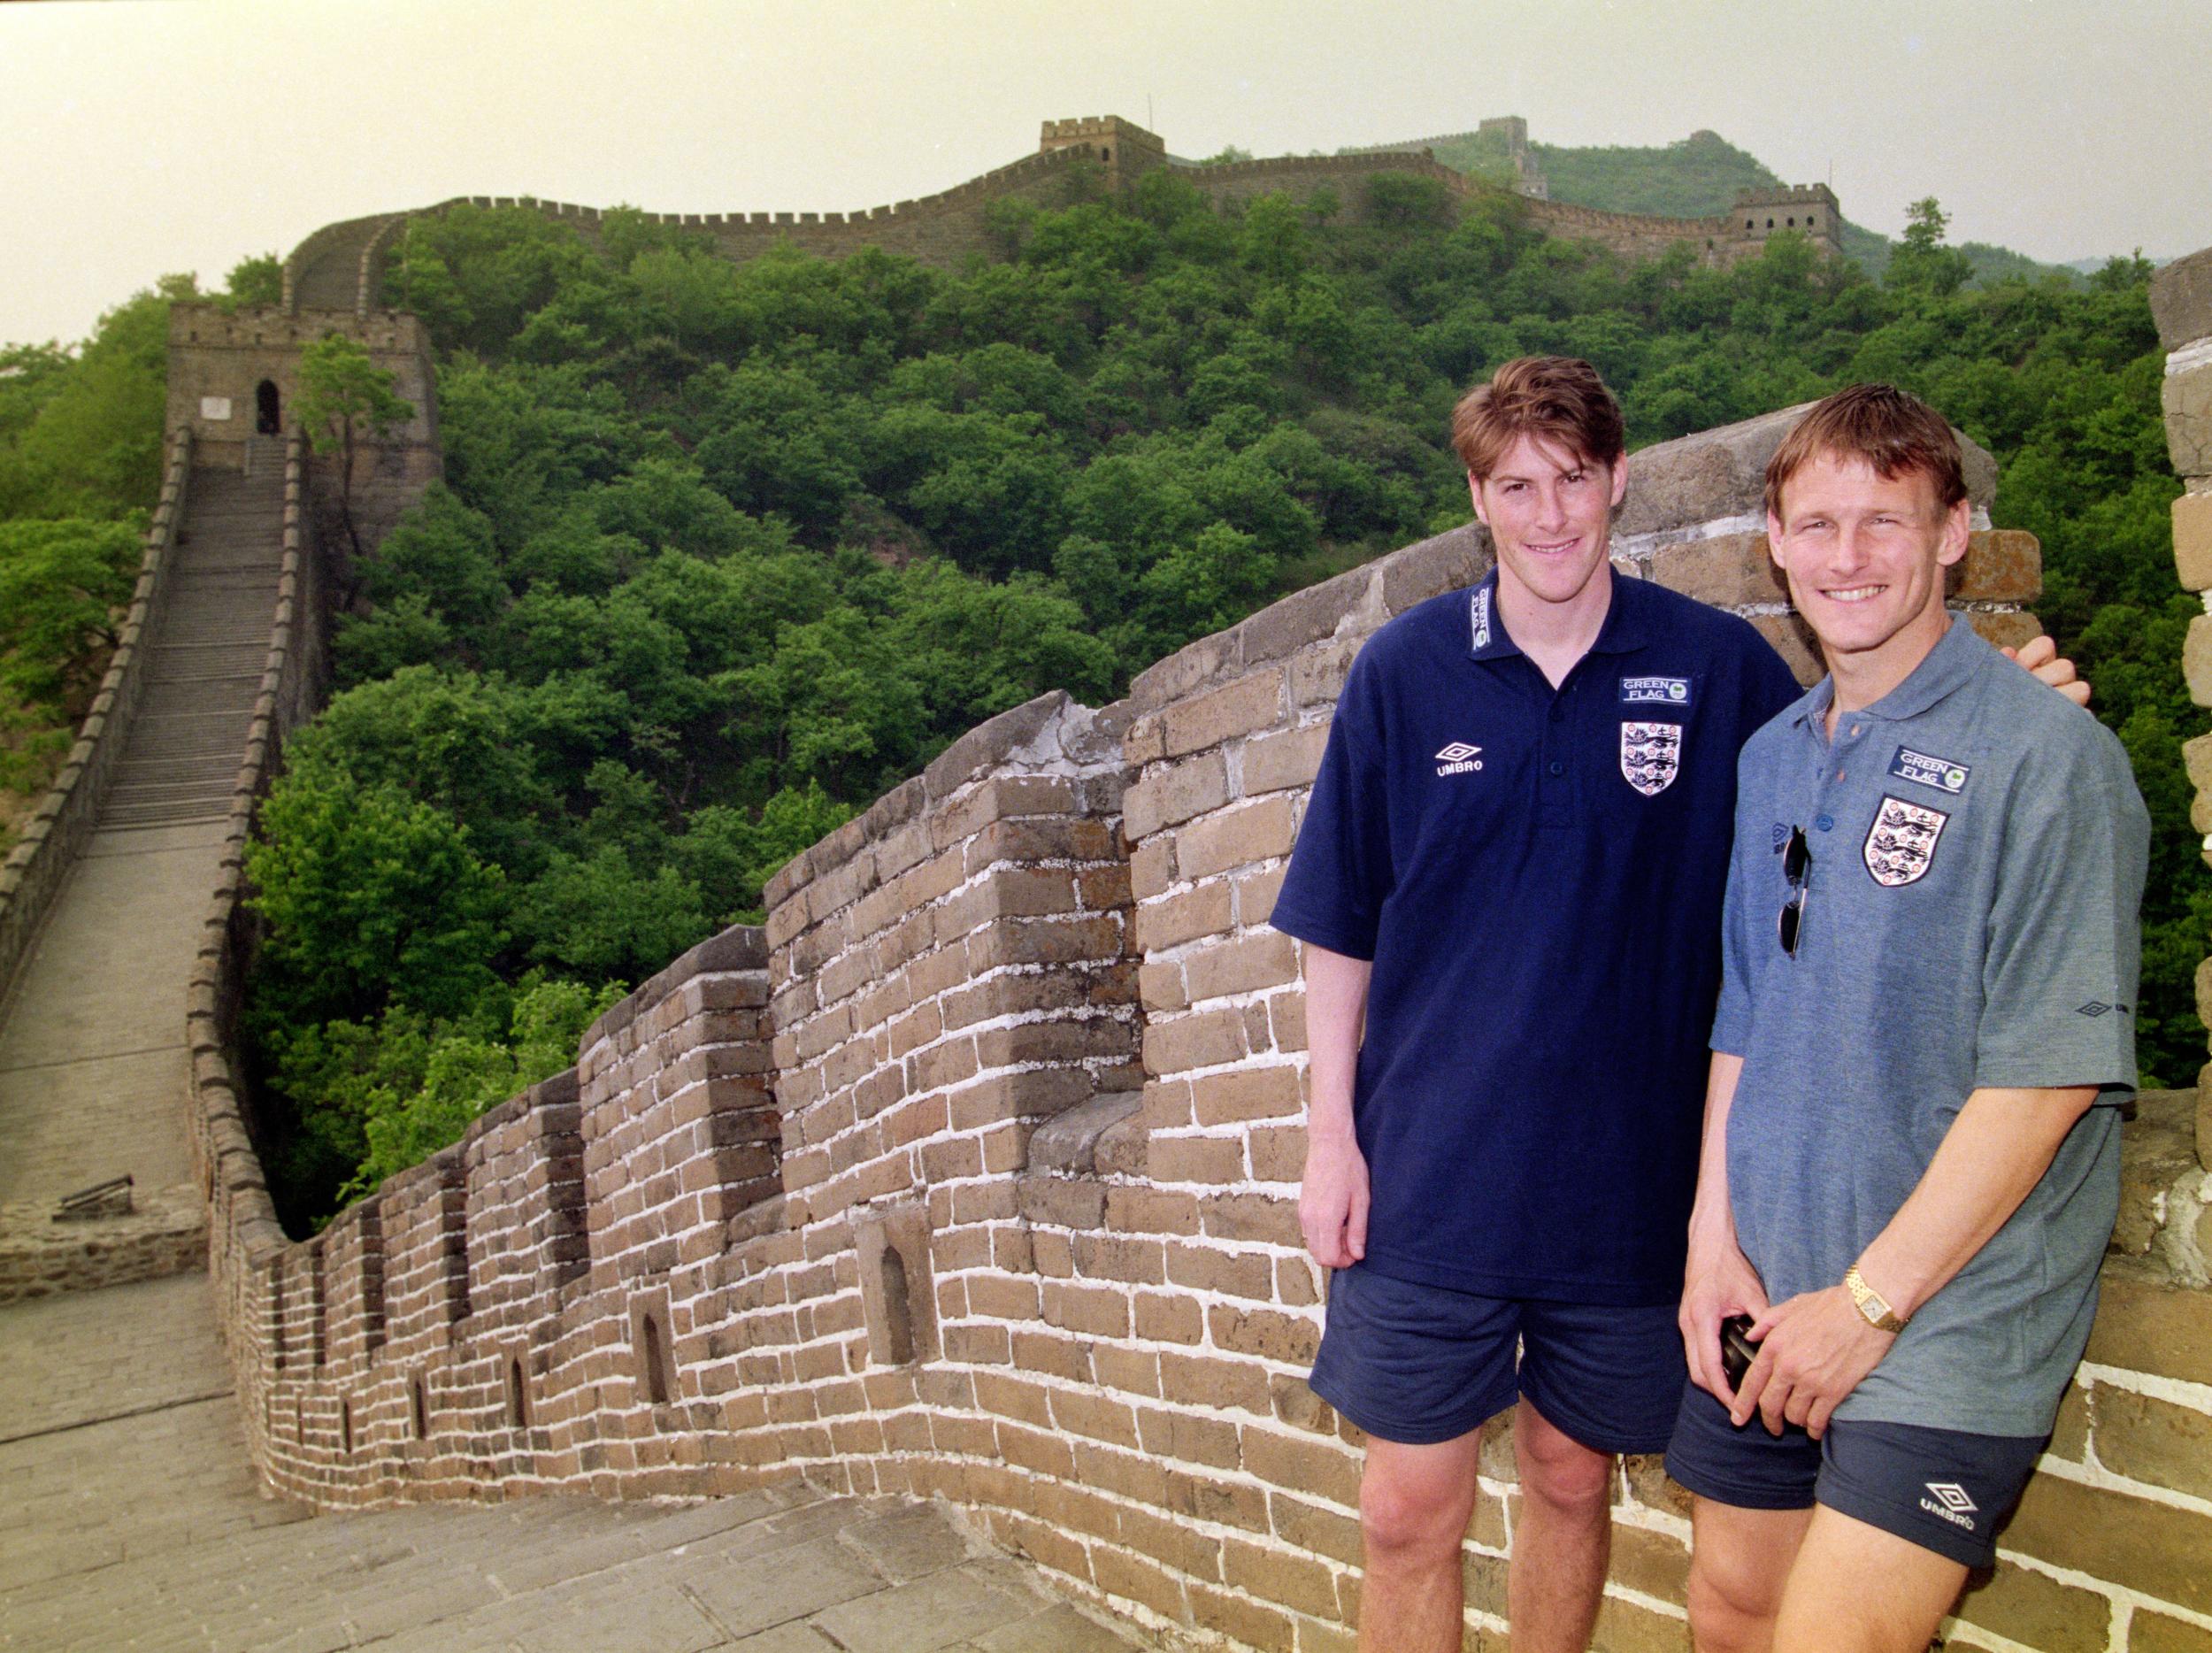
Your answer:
[276,117,1842,324]
[1,127,2208,1651]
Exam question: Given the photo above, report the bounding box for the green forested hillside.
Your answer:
[0,259,279,826]
[0,170,2188,1226]
[1387,126,2080,288]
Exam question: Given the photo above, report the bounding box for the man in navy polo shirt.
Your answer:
[1271,360,2085,1653]
[1271,356,1801,1652]
[1668,385,2147,1653]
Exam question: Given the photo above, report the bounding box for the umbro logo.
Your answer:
[1435,742,1484,777]
[1918,1482,1977,1530]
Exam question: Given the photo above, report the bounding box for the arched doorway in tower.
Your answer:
[256,380,280,434]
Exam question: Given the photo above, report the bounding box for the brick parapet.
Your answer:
[187,398,2212,1648]
[288,115,1847,312]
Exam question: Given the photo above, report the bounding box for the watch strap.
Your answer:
[1845,1264,1907,1333]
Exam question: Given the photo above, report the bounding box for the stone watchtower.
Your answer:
[165,306,441,552]
[1728,183,1843,259]
[1477,114,1549,199]
[1038,116,1168,192]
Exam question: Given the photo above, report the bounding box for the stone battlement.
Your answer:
[280,116,1845,318]
[169,377,2212,1650]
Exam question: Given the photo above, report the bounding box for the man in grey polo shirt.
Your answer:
[1665,383,2149,1653]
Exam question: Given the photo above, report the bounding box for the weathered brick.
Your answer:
[1951,1559,2112,1653]
[1138,959,1188,1014]
[1951,528,2041,602]
[1184,929,1300,1003]
[1243,1426,1363,1507]
[1161,1349,1271,1415]
[1202,1191,1301,1246]
[1221,1535,1344,1622]
[1142,1008,1248,1078]
[1148,1134,1247,1184]
[1106,1184,1202,1236]
[1187,1580,1301,1647]
[2136,1612,2212,1653]
[1123,751,1231,843]
[1290,638,1360,708]
[1130,836,1177,900]
[1136,1404,1243,1470]
[1268,1491,1364,1566]
[1041,1280,1130,1339]
[1189,1065,1302,1126]
[1052,1388,1141,1449]
[1244,721,1330,797]
[2176,489,2212,591]
[2164,358,2212,479]
[1163,668,1286,757]
[2006,1468,2212,1613]
[2089,1382,2212,1501]
[1968,609,2040,652]
[1748,611,1821,686]
[1209,1303,1321,1364]
[1157,1247,1267,1304]
[1177,797,1296,881]
[1650,531,1786,608]
[1133,883,1233,953]
[2085,1271,2212,1384]
[1589,1594,1692,1652]
[1091,1543,1190,1624]
[1134,1291,1203,1344]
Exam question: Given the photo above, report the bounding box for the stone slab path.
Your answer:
[0,1279,1146,1651]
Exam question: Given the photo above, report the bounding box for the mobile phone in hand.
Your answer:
[1720,1314,1758,1390]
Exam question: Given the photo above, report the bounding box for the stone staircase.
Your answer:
[99,441,285,831]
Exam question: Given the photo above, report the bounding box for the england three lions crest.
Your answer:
[1863,796,1950,887]
[1619,722,1682,796]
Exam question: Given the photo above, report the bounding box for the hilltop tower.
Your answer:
[1038,116,1167,192]
[1477,114,1548,199]
[1727,183,1842,258]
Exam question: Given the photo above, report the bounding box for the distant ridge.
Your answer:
[1349,120,2087,288]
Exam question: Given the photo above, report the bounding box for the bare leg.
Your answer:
[1772,1505,1966,1653]
[1685,1496,1813,1653]
[1507,1400,1617,1653]
[1358,1426,1486,1653]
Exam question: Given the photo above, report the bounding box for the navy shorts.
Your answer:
[1664,1380,2047,1568]
[1308,1265,1685,1453]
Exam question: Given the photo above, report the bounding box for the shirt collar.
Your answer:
[1465,565,1654,663]
[1787,613,1985,733]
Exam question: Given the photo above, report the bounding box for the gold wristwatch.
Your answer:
[1844,1265,1907,1333]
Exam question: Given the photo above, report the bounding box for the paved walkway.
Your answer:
[0,1276,1142,1652]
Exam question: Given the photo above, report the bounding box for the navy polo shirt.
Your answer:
[1271,569,1801,1303]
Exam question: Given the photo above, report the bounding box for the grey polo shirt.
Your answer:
[1714,617,2149,1436]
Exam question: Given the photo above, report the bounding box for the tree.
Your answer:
[295,333,414,559]
[1886,197,1974,298]
[0,517,141,716]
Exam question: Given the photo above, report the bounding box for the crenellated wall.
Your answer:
[280,117,1840,319]
[184,392,2212,1651]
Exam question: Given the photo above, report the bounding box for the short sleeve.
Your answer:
[1709,749,1766,1056]
[1269,656,1393,961]
[1974,727,2150,1096]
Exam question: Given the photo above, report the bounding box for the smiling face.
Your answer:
[1470,433,1628,623]
[1767,449,1969,682]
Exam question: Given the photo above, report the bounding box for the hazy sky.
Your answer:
[4,0,2208,346]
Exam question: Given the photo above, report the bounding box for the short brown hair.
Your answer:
[1450,356,1625,479]
[1764,383,1968,521]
